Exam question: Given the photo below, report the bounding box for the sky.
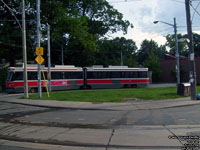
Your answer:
[107,0,200,48]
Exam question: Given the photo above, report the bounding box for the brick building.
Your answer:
[159,54,200,84]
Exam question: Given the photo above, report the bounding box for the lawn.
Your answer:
[28,86,188,102]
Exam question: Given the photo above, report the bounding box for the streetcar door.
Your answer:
[83,67,87,88]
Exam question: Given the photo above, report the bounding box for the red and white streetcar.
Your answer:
[6,65,150,93]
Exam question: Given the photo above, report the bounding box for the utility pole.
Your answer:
[153,18,180,86]
[185,0,197,100]
[47,24,51,92]
[174,18,180,85]
[36,0,42,98]
[120,51,123,66]
[22,0,28,98]
[61,45,64,65]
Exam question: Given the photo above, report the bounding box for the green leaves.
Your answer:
[137,39,166,65]
[166,34,188,56]
[144,53,161,82]
[96,37,138,67]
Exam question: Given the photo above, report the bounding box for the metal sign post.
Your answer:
[47,24,51,92]
[35,46,44,98]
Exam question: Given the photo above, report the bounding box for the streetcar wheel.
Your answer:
[131,84,137,88]
[30,88,36,93]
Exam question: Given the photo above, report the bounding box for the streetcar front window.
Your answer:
[14,72,23,81]
[6,72,14,81]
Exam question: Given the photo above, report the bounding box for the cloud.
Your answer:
[109,0,200,47]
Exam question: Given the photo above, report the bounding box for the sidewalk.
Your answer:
[3,95,200,111]
[1,122,200,150]
[1,94,200,149]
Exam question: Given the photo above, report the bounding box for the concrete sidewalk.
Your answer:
[2,95,200,111]
[0,122,200,150]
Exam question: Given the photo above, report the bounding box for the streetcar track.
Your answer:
[0,119,113,129]
[0,108,61,120]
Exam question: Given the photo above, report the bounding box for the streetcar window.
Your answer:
[98,72,110,78]
[28,72,49,80]
[14,72,23,80]
[41,72,48,80]
[51,72,65,79]
[121,71,148,78]
[87,72,95,79]
[111,72,122,78]
[130,72,138,78]
[64,72,82,79]
[138,71,148,78]
[87,72,110,79]
[28,72,37,80]
[6,72,14,81]
[122,72,134,78]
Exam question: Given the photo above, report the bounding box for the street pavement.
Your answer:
[1,92,200,150]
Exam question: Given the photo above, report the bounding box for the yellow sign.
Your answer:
[36,47,44,56]
[35,55,44,64]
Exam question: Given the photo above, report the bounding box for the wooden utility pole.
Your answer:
[185,0,197,100]
[22,0,28,98]
[36,0,42,98]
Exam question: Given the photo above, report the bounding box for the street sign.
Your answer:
[35,55,44,64]
[36,47,44,56]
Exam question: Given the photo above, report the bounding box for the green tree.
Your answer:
[0,67,7,90]
[96,37,138,67]
[0,0,38,66]
[165,34,188,56]
[144,53,161,82]
[0,1,22,66]
[193,33,200,57]
[40,0,132,66]
[137,39,166,65]
[0,0,132,67]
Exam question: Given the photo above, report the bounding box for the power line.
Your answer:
[0,0,22,30]
[168,0,185,4]
[108,0,141,4]
[109,0,185,4]
[190,2,200,21]
[192,2,200,21]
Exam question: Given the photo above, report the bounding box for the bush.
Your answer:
[0,67,7,90]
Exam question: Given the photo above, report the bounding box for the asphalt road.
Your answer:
[1,100,200,127]
[1,93,200,150]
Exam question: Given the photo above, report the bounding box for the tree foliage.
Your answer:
[0,67,7,90]
[96,37,138,67]
[193,33,200,57]
[165,34,188,57]
[137,39,166,65]
[0,0,132,67]
[144,53,161,82]
[40,0,132,66]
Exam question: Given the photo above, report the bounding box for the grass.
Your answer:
[28,86,187,102]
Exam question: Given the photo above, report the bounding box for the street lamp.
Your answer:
[153,17,180,86]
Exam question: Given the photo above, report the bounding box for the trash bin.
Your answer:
[177,83,190,96]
